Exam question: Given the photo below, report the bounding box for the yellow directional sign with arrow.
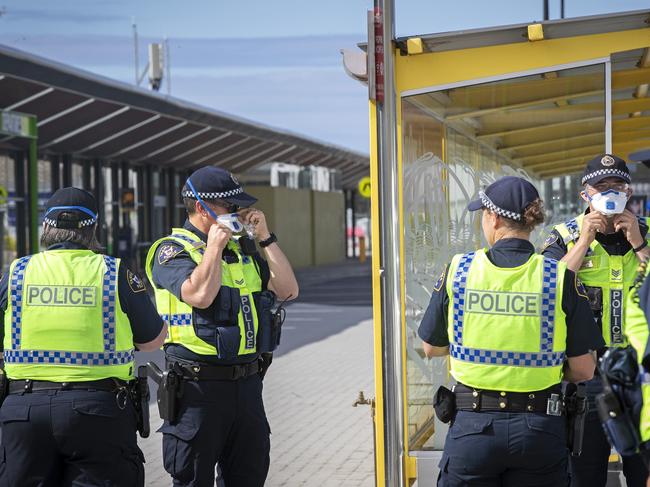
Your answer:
[358,176,371,198]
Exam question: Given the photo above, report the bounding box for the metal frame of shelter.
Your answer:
[368,5,650,486]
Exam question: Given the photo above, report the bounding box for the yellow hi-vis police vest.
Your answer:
[446,250,568,392]
[624,271,650,443]
[3,250,135,382]
[555,214,650,347]
[145,227,262,357]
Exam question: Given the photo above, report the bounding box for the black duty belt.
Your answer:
[453,383,564,415]
[9,378,129,394]
[167,359,260,381]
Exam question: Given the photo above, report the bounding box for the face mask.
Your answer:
[216,213,244,233]
[186,177,244,233]
[588,189,628,216]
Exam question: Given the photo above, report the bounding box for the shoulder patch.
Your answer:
[157,243,184,265]
[575,275,589,299]
[127,269,146,293]
[542,232,559,251]
[433,266,447,292]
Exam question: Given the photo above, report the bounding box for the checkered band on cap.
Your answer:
[581,168,631,185]
[43,216,97,228]
[479,191,522,221]
[181,187,244,200]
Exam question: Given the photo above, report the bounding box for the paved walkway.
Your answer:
[137,260,375,486]
[138,319,375,486]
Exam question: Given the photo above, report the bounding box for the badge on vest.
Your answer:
[26,285,97,307]
[466,290,540,316]
[610,289,624,344]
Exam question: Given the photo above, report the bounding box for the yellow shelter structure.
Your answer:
[365,7,650,487]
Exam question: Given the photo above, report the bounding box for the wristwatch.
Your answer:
[259,233,278,248]
[633,240,648,253]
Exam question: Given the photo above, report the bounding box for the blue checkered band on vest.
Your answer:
[171,233,205,256]
[4,255,134,366]
[565,219,580,243]
[450,252,565,368]
[161,313,192,326]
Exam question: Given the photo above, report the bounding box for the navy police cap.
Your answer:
[181,166,257,208]
[44,187,98,229]
[467,176,539,221]
[581,154,631,186]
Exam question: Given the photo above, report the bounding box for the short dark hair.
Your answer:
[40,212,101,251]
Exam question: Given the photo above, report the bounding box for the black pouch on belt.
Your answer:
[434,385,456,423]
[145,362,182,424]
[134,365,151,438]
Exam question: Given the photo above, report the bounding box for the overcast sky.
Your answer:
[0,0,648,154]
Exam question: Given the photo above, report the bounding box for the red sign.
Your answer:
[374,7,384,104]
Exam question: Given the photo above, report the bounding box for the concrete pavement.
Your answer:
[137,260,374,486]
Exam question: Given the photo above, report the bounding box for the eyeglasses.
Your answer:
[588,182,629,193]
[211,199,239,213]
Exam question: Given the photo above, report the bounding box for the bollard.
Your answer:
[359,236,366,263]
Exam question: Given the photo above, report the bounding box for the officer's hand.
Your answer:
[613,209,644,248]
[578,212,608,246]
[239,208,271,241]
[207,223,232,250]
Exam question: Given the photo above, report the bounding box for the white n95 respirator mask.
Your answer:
[216,213,244,233]
[588,189,628,216]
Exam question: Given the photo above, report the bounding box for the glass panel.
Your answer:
[403,63,606,451]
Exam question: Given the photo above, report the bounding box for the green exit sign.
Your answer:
[0,110,36,138]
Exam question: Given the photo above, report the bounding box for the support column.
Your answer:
[111,164,119,256]
[28,140,39,253]
[62,154,72,187]
[51,155,61,193]
[14,151,26,257]
[82,160,92,191]
[374,0,404,485]
[144,165,153,242]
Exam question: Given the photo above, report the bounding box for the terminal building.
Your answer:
[0,44,370,271]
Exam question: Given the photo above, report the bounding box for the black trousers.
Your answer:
[438,410,569,487]
[160,373,270,487]
[0,389,144,487]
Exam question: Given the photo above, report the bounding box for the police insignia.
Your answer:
[575,276,588,299]
[127,270,146,293]
[158,244,181,264]
[541,233,558,251]
[433,267,447,292]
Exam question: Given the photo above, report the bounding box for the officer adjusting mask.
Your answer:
[186,178,257,255]
[587,189,629,216]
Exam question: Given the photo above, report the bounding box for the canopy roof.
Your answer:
[0,44,369,188]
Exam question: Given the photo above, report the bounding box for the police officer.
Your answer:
[542,154,650,486]
[146,166,299,487]
[623,265,650,486]
[0,187,167,486]
[419,176,603,486]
